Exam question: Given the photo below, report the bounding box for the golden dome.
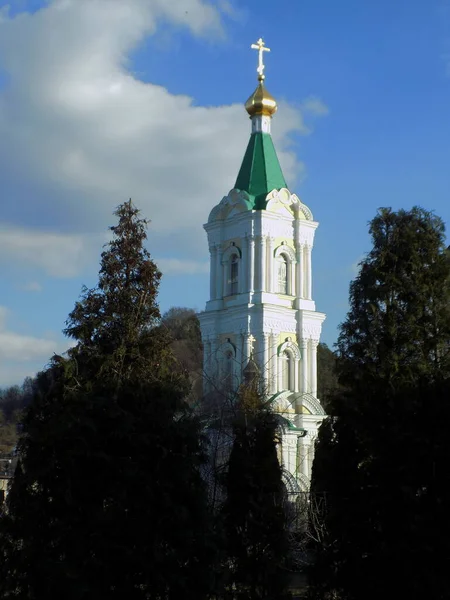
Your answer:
[245,80,278,117]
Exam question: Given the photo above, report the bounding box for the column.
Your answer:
[258,235,266,292]
[240,239,248,294]
[210,246,217,299]
[311,340,318,397]
[203,338,211,393]
[290,259,296,296]
[262,333,269,387]
[267,237,274,293]
[306,245,312,299]
[300,339,309,394]
[270,333,278,394]
[309,441,316,478]
[300,441,309,476]
[278,355,284,391]
[239,332,245,378]
[210,337,218,388]
[297,244,304,299]
[294,359,300,393]
[216,245,223,299]
[248,236,255,293]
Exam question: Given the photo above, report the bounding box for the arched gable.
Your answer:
[278,339,300,359]
[274,243,296,262]
[222,244,242,263]
[301,393,326,416]
[282,468,302,494]
[216,339,237,359]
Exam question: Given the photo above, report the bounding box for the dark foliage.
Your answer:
[221,383,291,600]
[0,200,212,600]
[309,207,450,600]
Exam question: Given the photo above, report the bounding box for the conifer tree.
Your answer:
[309,207,450,600]
[221,374,290,600]
[0,200,211,600]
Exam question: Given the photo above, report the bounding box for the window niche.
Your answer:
[220,340,237,393]
[222,245,242,297]
[273,244,296,296]
[277,255,288,295]
[277,339,300,392]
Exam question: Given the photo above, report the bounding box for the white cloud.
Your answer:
[19,281,43,292]
[0,0,328,275]
[0,304,60,362]
[301,96,330,116]
[156,257,209,275]
[0,226,96,277]
[350,255,365,276]
[0,331,56,363]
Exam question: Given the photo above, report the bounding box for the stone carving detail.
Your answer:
[301,323,322,341]
[208,189,253,223]
[278,339,301,360]
[291,194,314,221]
[274,243,296,262]
[296,472,311,492]
[262,222,295,239]
[281,468,302,494]
[301,393,325,416]
[222,244,242,263]
[298,228,315,248]
[217,339,237,358]
[264,189,314,222]
[263,319,296,333]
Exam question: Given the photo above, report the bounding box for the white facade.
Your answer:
[199,184,326,492]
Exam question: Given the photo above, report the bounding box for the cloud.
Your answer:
[19,281,43,292]
[0,0,327,276]
[0,226,97,278]
[0,304,72,385]
[301,96,330,116]
[0,330,55,363]
[350,255,365,276]
[0,304,58,362]
[156,257,209,275]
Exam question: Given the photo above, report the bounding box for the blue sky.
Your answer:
[1,0,450,386]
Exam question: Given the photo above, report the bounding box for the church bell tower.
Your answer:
[199,39,326,490]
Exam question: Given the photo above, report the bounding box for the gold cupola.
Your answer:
[245,81,277,117]
[245,38,277,118]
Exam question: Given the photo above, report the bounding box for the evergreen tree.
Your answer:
[222,378,290,600]
[316,343,339,412]
[0,200,211,600]
[309,207,450,600]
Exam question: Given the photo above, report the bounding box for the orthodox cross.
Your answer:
[251,37,270,79]
[248,334,256,355]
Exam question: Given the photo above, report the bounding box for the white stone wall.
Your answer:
[199,187,326,488]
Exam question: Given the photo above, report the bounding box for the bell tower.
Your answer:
[199,39,326,490]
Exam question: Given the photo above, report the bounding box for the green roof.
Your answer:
[234,132,287,209]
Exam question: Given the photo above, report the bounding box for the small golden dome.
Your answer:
[245,80,277,118]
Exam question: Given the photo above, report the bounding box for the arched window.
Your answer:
[224,350,234,391]
[273,244,295,296]
[278,339,301,393]
[219,340,237,393]
[281,350,291,390]
[277,254,288,295]
[229,254,239,295]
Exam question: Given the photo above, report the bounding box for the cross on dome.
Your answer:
[251,38,271,81]
[248,334,256,355]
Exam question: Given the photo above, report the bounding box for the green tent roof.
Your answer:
[234,131,287,209]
